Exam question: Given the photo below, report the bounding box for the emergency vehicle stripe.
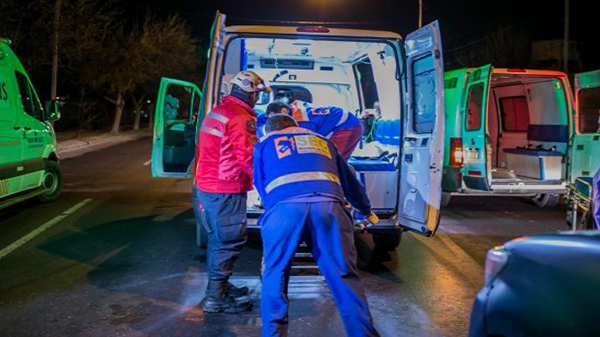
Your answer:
[206,112,229,124]
[335,110,349,127]
[265,171,340,193]
[200,125,224,137]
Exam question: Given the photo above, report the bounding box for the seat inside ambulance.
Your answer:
[479,71,569,184]
[219,37,402,212]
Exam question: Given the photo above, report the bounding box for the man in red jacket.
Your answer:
[193,71,269,313]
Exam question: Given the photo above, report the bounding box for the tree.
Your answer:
[90,14,198,133]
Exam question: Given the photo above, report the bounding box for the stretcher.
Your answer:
[565,177,596,230]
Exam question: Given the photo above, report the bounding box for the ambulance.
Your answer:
[151,12,446,251]
[441,66,578,207]
[0,38,61,210]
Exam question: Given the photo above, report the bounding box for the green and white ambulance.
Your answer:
[441,65,600,209]
[0,38,61,211]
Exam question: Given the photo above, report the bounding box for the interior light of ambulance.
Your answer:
[297,26,330,33]
[450,138,464,166]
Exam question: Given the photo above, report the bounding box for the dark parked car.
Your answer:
[469,231,600,337]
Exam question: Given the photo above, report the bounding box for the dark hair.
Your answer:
[265,114,298,133]
[266,101,291,116]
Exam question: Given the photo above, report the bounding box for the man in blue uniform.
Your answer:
[254,114,380,337]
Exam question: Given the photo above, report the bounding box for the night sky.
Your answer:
[124,0,600,70]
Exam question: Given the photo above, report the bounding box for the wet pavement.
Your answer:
[0,138,565,337]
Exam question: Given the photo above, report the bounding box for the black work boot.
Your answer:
[227,282,249,298]
[202,280,252,313]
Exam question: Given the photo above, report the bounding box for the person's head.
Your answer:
[266,101,291,117]
[229,71,270,107]
[265,114,298,134]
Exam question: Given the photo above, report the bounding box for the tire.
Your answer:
[531,194,559,208]
[373,231,403,251]
[196,220,208,248]
[37,161,62,203]
[441,192,452,207]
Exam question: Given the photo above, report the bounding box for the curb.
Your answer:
[58,129,151,160]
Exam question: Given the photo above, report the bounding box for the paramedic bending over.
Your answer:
[254,114,380,337]
[289,100,363,161]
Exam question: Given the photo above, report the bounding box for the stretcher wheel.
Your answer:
[531,194,559,208]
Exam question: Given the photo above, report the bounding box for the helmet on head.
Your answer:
[230,71,270,93]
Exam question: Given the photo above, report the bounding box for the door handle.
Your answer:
[24,126,32,131]
[13,126,21,130]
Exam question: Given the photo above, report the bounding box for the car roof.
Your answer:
[506,231,600,250]
[225,25,402,40]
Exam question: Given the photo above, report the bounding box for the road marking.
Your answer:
[0,198,93,260]
[143,159,152,166]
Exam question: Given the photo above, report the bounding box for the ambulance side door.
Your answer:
[397,21,445,236]
[151,78,202,178]
[461,64,492,191]
[570,70,600,182]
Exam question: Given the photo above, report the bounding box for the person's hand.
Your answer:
[366,212,379,225]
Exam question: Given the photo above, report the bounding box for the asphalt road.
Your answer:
[0,137,566,337]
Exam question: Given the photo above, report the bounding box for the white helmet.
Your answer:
[230,71,271,93]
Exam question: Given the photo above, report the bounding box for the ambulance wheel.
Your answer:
[373,231,402,251]
[531,194,559,208]
[37,161,62,203]
[196,221,208,248]
[441,192,452,207]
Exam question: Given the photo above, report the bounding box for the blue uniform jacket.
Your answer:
[294,105,360,138]
[257,105,360,139]
[253,127,371,214]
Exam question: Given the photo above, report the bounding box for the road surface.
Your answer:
[0,137,565,337]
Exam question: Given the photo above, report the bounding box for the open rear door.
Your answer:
[570,70,600,182]
[397,21,445,236]
[461,64,492,191]
[151,78,202,178]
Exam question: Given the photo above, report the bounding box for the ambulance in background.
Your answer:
[0,38,62,210]
[441,66,576,207]
[565,70,600,229]
[150,12,446,253]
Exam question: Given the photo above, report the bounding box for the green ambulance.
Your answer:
[442,65,600,209]
[0,38,61,210]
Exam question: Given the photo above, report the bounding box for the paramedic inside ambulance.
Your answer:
[256,101,291,138]
[289,100,363,161]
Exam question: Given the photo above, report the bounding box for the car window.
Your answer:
[577,87,600,134]
[466,83,484,131]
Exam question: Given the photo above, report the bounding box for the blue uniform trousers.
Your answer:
[260,200,379,337]
[193,186,248,282]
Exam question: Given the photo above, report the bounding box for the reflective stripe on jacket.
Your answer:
[253,127,371,213]
[195,95,258,193]
[291,103,360,138]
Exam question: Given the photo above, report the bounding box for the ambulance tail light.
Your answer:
[450,138,464,166]
[297,26,330,33]
[507,68,526,73]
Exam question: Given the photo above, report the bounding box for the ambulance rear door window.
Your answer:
[578,87,600,134]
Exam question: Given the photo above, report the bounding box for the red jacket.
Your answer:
[194,95,258,193]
